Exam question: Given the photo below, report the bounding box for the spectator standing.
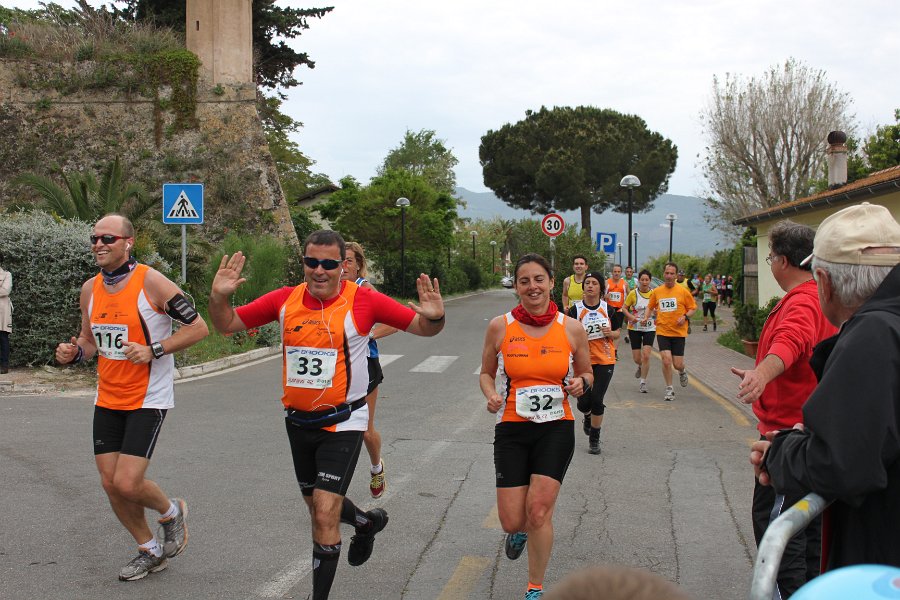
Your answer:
[731,220,837,597]
[0,252,11,374]
[751,203,900,572]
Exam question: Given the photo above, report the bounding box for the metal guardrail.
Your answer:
[748,493,831,600]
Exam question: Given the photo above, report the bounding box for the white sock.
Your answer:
[370,461,383,475]
[160,501,178,521]
[666,385,674,390]
[139,538,163,557]
[640,378,646,384]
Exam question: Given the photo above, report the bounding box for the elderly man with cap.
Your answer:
[751,202,900,571]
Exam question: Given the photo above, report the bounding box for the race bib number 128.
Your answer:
[658,298,678,313]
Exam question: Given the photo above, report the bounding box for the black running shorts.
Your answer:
[656,334,686,356]
[92,405,167,458]
[608,307,626,331]
[367,356,384,395]
[628,330,656,351]
[284,422,364,497]
[493,419,574,488]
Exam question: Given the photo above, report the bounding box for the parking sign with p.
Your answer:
[596,232,616,253]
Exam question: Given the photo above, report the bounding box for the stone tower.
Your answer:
[185,0,253,85]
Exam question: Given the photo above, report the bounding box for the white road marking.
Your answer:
[410,355,458,373]
[377,354,403,367]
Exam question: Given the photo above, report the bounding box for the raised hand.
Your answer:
[409,273,444,320]
[211,252,247,298]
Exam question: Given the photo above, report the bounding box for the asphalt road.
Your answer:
[0,289,759,599]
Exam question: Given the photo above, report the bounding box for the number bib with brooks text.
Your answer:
[515,384,566,423]
[582,313,609,340]
[286,346,338,389]
[658,297,678,312]
[92,323,128,360]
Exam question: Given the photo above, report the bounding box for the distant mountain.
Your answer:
[454,187,728,262]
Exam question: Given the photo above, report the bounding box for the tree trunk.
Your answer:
[580,203,592,239]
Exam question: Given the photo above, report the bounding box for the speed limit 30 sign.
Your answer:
[541,213,565,237]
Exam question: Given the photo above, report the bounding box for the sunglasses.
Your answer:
[90,234,128,245]
[302,256,343,271]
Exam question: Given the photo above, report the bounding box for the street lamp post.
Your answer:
[620,175,641,270]
[471,230,477,260]
[665,213,678,262]
[633,231,640,269]
[616,242,622,267]
[396,197,410,297]
[490,240,497,278]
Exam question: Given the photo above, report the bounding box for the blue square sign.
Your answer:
[596,232,616,253]
[163,183,204,224]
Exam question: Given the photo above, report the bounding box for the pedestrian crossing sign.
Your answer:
[163,183,204,224]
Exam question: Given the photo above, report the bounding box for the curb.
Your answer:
[174,345,281,381]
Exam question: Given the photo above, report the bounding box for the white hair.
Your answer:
[811,257,893,309]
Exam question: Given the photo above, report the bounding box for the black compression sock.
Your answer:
[340,497,371,531]
[312,542,341,600]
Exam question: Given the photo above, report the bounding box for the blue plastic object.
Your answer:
[792,565,900,599]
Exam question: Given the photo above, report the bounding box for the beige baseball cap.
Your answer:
[800,202,900,267]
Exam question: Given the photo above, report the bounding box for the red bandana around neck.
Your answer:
[512,300,559,327]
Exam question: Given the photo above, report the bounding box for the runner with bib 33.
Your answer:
[480,253,592,600]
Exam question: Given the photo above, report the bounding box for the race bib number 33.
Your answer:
[286,346,338,389]
[91,323,128,360]
[515,384,565,423]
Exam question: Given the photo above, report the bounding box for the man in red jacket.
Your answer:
[731,220,837,597]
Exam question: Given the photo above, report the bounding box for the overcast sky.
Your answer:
[8,1,898,197]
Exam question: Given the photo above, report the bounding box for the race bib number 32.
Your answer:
[515,384,565,423]
[91,323,128,360]
[286,346,338,389]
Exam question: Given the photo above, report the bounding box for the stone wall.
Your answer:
[0,58,298,247]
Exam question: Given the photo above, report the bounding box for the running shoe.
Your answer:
[588,435,601,455]
[158,498,188,558]
[348,508,389,566]
[713,321,717,331]
[679,370,689,387]
[639,381,648,394]
[525,589,544,599]
[703,324,708,332]
[634,365,641,379]
[370,460,386,499]
[582,414,590,436]
[505,531,527,560]
[119,550,167,581]
[664,387,675,401]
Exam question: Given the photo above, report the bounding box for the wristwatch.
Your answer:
[150,342,165,359]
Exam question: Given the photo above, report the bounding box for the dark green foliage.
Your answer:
[732,296,779,342]
[480,106,677,237]
[0,212,95,366]
[205,233,292,308]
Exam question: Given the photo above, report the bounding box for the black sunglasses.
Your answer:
[90,234,128,245]
[303,256,343,271]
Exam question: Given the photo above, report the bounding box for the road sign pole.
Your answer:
[181,224,187,284]
[550,237,555,271]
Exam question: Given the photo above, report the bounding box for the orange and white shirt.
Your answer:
[279,281,370,431]
[496,312,574,424]
[89,264,175,410]
[572,300,616,365]
[606,278,626,309]
[646,283,697,337]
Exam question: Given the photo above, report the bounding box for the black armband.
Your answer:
[165,293,199,324]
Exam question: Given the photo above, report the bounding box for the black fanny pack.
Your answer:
[285,398,367,430]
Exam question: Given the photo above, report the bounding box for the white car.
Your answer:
[500,275,514,288]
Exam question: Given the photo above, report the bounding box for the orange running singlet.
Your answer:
[573,300,615,365]
[280,281,370,431]
[606,278,626,309]
[497,312,574,424]
[90,264,175,410]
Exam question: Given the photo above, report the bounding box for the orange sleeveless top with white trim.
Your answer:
[496,312,574,424]
[606,278,626,308]
[573,300,616,365]
[280,281,369,431]
[89,264,175,410]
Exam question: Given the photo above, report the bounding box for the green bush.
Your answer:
[0,212,95,366]
[205,232,292,308]
[732,296,780,341]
